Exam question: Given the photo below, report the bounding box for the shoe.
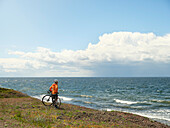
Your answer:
[55,105,58,108]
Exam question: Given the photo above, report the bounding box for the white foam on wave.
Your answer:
[151,99,170,104]
[154,109,170,113]
[83,101,93,104]
[105,107,170,124]
[80,95,93,98]
[106,109,112,111]
[114,99,138,105]
[133,112,170,122]
[59,96,73,101]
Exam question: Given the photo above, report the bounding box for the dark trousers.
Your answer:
[52,94,58,102]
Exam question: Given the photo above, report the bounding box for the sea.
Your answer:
[0,77,169,126]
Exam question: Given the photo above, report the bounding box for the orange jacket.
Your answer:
[49,83,58,94]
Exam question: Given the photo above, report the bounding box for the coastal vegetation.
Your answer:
[0,87,169,128]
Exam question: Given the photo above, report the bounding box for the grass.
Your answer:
[0,87,169,128]
[0,87,28,98]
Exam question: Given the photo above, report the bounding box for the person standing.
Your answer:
[49,79,59,108]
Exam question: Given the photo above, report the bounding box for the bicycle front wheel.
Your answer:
[42,95,53,106]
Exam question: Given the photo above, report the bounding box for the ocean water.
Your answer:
[0,77,169,125]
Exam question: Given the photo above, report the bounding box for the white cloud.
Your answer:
[3,69,17,72]
[85,32,170,63]
[15,32,170,64]
[0,58,26,69]
[8,51,25,55]
[1,32,170,76]
[0,58,47,73]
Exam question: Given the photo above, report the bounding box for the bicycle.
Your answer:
[42,91,61,108]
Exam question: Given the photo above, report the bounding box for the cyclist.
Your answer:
[49,79,59,108]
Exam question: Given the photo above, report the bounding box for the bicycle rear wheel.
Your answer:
[42,95,53,106]
[54,98,61,108]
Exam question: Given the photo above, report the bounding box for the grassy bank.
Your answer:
[0,87,169,128]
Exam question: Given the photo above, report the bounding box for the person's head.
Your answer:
[54,79,58,84]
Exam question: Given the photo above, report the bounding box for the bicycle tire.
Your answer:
[54,97,61,108]
[42,95,53,106]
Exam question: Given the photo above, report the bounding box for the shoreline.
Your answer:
[0,87,170,128]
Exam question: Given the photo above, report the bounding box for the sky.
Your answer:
[0,0,170,77]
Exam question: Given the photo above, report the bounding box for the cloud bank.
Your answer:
[1,32,170,76]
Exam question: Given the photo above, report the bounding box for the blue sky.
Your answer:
[0,0,170,77]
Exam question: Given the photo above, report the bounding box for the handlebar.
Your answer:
[47,90,51,94]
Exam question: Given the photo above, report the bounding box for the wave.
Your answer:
[59,96,73,101]
[108,104,150,110]
[114,99,138,105]
[133,112,170,122]
[105,108,170,125]
[72,99,97,106]
[105,108,112,111]
[151,100,170,104]
[154,109,170,113]
[83,101,93,104]
[80,95,93,98]
[73,94,93,98]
